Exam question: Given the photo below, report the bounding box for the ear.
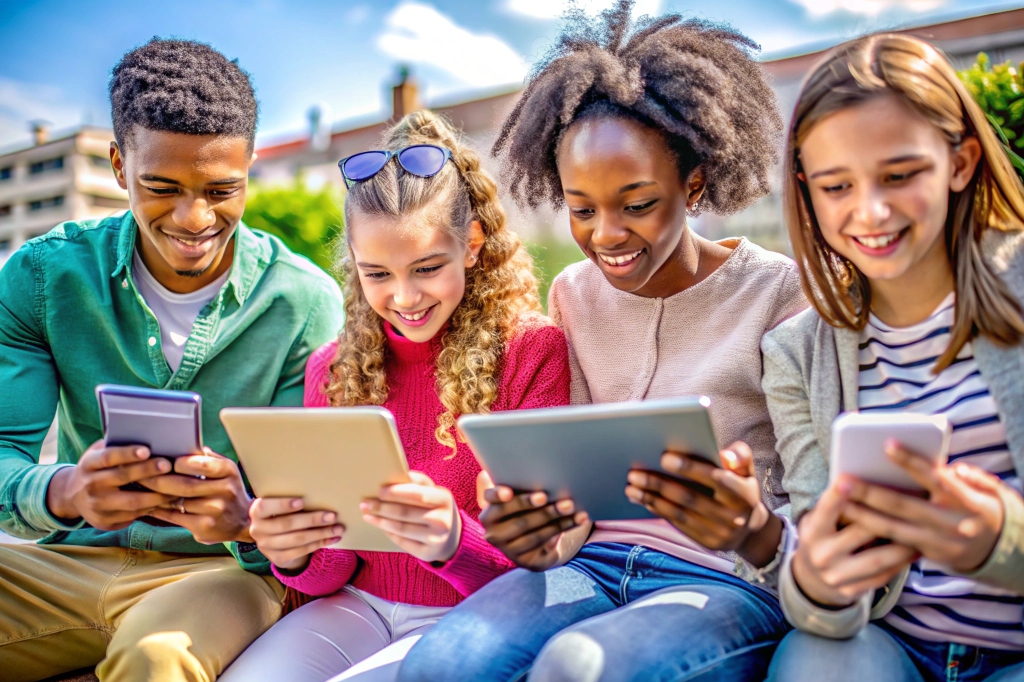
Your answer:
[465,220,485,267]
[949,136,982,193]
[249,151,258,167]
[797,172,807,183]
[686,166,706,210]
[110,142,127,190]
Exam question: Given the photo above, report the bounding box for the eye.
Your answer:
[885,169,921,183]
[625,199,657,213]
[416,264,443,275]
[362,271,389,281]
[569,207,595,218]
[820,182,850,194]
[210,188,240,197]
[146,187,177,195]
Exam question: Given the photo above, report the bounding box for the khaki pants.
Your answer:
[0,543,285,682]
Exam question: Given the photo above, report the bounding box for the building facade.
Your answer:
[0,126,129,268]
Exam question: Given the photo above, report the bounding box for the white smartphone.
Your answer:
[829,412,951,492]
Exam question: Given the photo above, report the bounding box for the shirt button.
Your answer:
[121,279,128,289]
[148,337,157,347]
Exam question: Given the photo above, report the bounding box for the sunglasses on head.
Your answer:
[338,145,453,188]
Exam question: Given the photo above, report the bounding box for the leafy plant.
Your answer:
[242,179,343,272]
[958,52,1024,178]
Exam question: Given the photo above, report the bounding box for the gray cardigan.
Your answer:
[761,229,1024,638]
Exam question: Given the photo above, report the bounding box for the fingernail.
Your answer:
[156,459,170,472]
[530,492,547,507]
[136,448,149,459]
[290,499,303,510]
[663,454,683,470]
[838,478,853,495]
[625,486,641,501]
[626,471,642,485]
[361,514,374,523]
[734,515,746,526]
[359,502,370,512]
[576,511,589,524]
[333,525,344,534]
[555,499,574,514]
[324,512,337,523]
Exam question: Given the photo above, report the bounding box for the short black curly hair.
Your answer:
[109,38,258,152]
[493,0,782,215]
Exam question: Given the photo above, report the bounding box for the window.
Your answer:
[29,195,64,211]
[0,167,11,181]
[0,205,11,217]
[0,240,10,252]
[89,195,129,209]
[29,157,64,175]
[90,155,111,169]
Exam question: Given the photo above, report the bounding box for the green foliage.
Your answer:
[527,237,585,309]
[242,180,344,271]
[958,53,1024,178]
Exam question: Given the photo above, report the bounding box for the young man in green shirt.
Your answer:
[0,39,344,681]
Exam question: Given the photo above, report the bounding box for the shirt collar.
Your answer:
[110,212,267,306]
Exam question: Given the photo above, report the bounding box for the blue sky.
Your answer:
[1,0,1021,150]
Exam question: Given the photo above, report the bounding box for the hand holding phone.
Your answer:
[829,413,950,492]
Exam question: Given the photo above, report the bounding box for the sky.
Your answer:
[1,0,1022,151]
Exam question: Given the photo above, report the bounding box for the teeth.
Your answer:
[598,249,643,266]
[398,309,428,321]
[173,236,207,246]
[855,232,900,249]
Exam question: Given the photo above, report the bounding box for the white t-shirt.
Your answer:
[132,250,230,372]
[858,292,1023,650]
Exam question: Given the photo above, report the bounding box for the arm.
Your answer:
[272,548,360,597]
[0,245,81,538]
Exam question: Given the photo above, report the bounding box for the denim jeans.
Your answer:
[766,622,1024,682]
[397,542,788,682]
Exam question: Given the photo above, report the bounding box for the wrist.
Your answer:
[45,467,79,522]
[274,555,312,575]
[791,551,856,609]
[737,510,782,568]
[437,506,463,564]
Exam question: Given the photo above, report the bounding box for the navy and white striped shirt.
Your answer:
[858,293,1023,650]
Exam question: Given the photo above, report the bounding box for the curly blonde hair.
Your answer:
[327,110,542,451]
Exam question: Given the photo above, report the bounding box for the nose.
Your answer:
[172,196,217,234]
[392,278,422,310]
[590,212,630,250]
[851,185,891,229]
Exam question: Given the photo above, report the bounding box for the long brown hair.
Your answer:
[327,110,541,451]
[785,33,1024,370]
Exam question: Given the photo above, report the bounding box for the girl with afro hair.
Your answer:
[398,2,807,681]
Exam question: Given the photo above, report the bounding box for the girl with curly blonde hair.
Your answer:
[222,110,571,682]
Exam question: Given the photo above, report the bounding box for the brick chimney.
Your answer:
[31,120,51,146]
[391,66,421,120]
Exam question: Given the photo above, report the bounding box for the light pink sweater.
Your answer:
[273,318,571,605]
[548,238,807,573]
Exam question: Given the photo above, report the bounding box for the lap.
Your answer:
[398,566,617,682]
[530,581,788,682]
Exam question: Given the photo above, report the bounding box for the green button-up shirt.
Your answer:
[0,212,344,573]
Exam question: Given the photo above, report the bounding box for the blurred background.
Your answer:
[2,0,1024,304]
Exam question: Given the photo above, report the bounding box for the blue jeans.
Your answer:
[767,622,1024,682]
[398,542,788,682]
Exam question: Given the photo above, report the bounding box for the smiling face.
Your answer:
[799,94,980,295]
[556,116,699,298]
[349,209,483,343]
[112,127,253,293]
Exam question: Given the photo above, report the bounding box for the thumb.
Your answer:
[721,441,754,477]
[408,470,435,486]
[802,479,850,541]
[477,470,494,509]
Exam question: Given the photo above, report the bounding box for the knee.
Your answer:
[766,627,903,682]
[100,630,211,682]
[530,630,607,682]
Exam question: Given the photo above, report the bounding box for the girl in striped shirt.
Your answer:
[761,33,1024,682]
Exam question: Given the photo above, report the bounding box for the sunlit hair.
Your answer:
[785,33,1024,371]
[327,109,541,452]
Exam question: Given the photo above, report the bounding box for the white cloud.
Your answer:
[506,0,664,20]
[787,0,947,18]
[377,2,528,89]
[0,78,83,148]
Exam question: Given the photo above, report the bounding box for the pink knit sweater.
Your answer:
[272,316,571,606]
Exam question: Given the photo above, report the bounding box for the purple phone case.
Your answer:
[96,384,203,457]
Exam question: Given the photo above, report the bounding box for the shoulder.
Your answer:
[304,339,340,407]
[504,313,568,363]
[983,228,1024,299]
[548,259,603,307]
[245,226,343,302]
[761,306,828,361]
[23,213,125,270]
[729,238,800,281]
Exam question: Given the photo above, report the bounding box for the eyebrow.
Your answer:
[139,174,246,185]
[808,155,928,179]
[563,180,658,197]
[356,251,450,269]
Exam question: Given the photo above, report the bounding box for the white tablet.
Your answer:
[457,397,720,521]
[830,412,951,492]
[220,407,411,552]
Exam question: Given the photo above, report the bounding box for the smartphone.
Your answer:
[96,384,203,458]
[829,412,951,492]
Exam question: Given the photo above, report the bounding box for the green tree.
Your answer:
[958,53,1024,178]
[242,179,343,272]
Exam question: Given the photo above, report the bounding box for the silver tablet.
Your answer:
[458,397,720,522]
